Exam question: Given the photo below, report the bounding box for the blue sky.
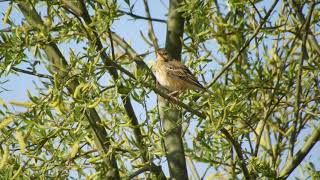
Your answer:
[0,1,319,179]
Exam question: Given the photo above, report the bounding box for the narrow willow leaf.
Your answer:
[5,62,12,75]
[0,116,13,129]
[0,99,7,110]
[73,83,90,99]
[70,141,79,158]
[11,165,23,179]
[85,136,95,148]
[96,0,106,5]
[10,101,34,108]
[74,123,82,134]
[267,121,286,136]
[50,97,60,108]
[86,172,100,180]
[54,102,65,115]
[285,126,295,137]
[0,145,9,170]
[87,97,101,108]
[16,131,26,154]
[206,172,226,180]
[0,98,5,106]
[118,86,131,95]
[2,4,12,24]
[88,157,101,163]
[33,44,40,57]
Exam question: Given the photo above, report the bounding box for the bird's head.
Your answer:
[156,48,170,62]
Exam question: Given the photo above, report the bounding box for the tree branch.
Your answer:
[118,9,167,23]
[161,0,188,178]
[127,164,163,180]
[279,124,320,178]
[17,2,120,179]
[11,67,52,79]
[220,128,251,180]
[288,0,320,56]
[165,0,185,60]
[143,0,159,50]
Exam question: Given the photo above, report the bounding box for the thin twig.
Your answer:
[220,128,251,180]
[99,85,116,93]
[118,9,166,23]
[249,0,263,19]
[127,164,162,180]
[11,67,53,79]
[254,94,286,156]
[186,156,200,180]
[109,32,156,80]
[288,0,320,56]
[91,0,166,23]
[142,0,159,50]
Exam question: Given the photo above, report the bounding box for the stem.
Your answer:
[143,0,159,50]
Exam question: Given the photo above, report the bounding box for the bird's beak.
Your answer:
[156,52,160,57]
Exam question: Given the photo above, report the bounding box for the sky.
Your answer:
[0,0,319,179]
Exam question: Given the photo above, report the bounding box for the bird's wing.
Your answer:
[165,60,205,90]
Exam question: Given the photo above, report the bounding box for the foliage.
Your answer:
[0,0,319,179]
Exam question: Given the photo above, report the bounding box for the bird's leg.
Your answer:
[168,90,181,101]
[168,90,180,96]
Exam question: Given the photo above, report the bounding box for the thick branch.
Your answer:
[17,2,120,179]
[165,0,185,60]
[279,125,320,178]
[162,0,188,179]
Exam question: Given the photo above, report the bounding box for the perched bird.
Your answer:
[154,48,206,95]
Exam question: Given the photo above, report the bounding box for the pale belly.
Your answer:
[154,69,186,92]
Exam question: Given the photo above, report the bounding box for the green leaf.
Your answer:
[2,4,12,24]
[117,86,131,95]
[70,141,79,159]
[124,0,130,7]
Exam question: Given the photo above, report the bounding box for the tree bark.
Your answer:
[159,0,188,179]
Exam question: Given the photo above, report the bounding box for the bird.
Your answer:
[153,48,206,96]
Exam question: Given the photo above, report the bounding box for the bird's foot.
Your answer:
[168,90,180,97]
[168,91,180,101]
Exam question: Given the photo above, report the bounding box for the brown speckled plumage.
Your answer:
[154,48,205,92]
